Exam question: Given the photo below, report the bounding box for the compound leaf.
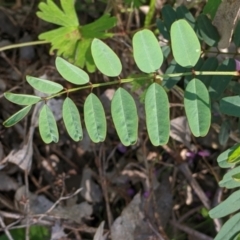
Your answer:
[91,38,122,77]
[63,97,83,141]
[133,29,163,73]
[3,105,32,127]
[84,93,106,143]
[111,88,138,146]
[171,19,201,67]
[26,76,63,94]
[39,104,59,144]
[184,78,211,137]
[145,83,170,146]
[220,95,240,117]
[209,190,240,218]
[4,93,41,105]
[55,57,89,85]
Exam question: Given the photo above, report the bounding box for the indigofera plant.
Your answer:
[3,7,240,238]
[3,19,217,146]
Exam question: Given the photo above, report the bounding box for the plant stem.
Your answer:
[45,70,239,100]
[0,40,49,52]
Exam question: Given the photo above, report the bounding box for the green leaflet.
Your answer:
[218,121,230,146]
[133,29,163,73]
[176,5,195,28]
[26,76,63,94]
[213,212,240,240]
[161,5,178,31]
[91,38,122,77]
[162,59,186,90]
[217,144,240,168]
[203,0,221,19]
[232,173,240,182]
[145,83,169,146]
[3,105,32,127]
[220,95,240,117]
[55,57,89,85]
[111,88,138,146]
[62,97,83,141]
[196,14,220,46]
[209,190,240,218]
[4,93,41,105]
[171,19,201,68]
[156,19,170,40]
[39,105,59,144]
[84,93,106,143]
[184,78,211,137]
[219,166,240,189]
[209,58,235,100]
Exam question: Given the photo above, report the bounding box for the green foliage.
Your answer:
[26,76,63,94]
[3,105,32,127]
[63,97,83,141]
[37,0,116,72]
[0,225,50,240]
[111,88,138,146]
[39,104,59,143]
[91,39,122,77]
[133,29,163,73]
[184,78,211,137]
[170,19,201,67]
[4,3,240,238]
[203,0,222,19]
[145,83,169,146]
[4,93,41,105]
[55,57,89,85]
[84,93,107,143]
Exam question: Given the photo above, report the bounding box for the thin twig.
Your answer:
[0,216,14,240]
[24,170,30,240]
